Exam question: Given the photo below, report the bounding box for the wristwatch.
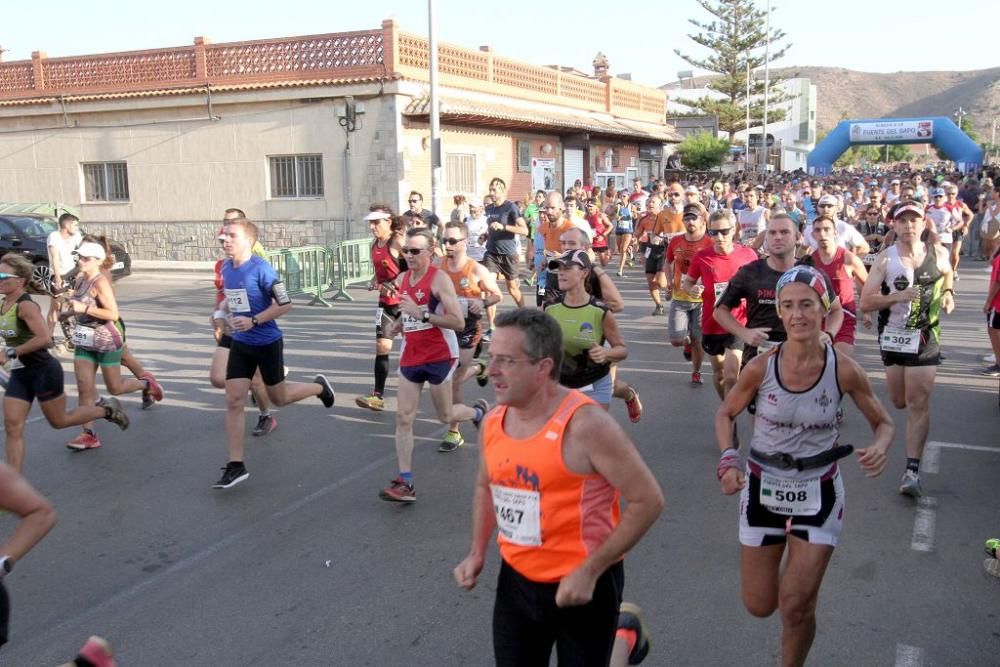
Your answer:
[421,310,431,323]
[0,556,14,577]
[5,347,15,360]
[251,316,259,327]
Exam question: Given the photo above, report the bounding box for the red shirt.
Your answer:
[398,266,458,367]
[687,245,758,335]
[991,253,1000,312]
[371,240,402,306]
[585,212,610,249]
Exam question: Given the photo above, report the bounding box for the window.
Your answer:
[269,154,324,198]
[516,140,531,172]
[83,162,129,202]
[446,153,476,194]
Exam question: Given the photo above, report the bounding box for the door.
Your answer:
[563,148,584,193]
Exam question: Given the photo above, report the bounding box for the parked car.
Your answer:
[0,213,132,285]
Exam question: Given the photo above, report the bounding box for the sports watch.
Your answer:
[5,347,15,360]
[421,310,431,323]
[0,556,14,577]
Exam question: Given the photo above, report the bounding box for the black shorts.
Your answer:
[217,333,233,349]
[458,320,483,349]
[880,336,941,367]
[482,252,520,281]
[593,246,610,255]
[226,338,286,385]
[5,357,64,404]
[493,559,623,667]
[375,303,401,340]
[988,309,1000,330]
[644,247,666,275]
[702,333,744,357]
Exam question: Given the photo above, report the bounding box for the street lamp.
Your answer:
[954,106,967,131]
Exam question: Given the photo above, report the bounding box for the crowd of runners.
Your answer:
[0,163,998,665]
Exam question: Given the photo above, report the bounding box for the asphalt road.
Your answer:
[1,258,997,666]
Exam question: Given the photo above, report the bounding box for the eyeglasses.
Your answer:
[485,354,541,369]
[818,204,835,208]
[667,193,682,197]
[707,227,734,237]
[400,247,424,256]
[866,211,879,216]
[442,238,463,245]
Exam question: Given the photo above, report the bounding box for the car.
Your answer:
[0,213,131,285]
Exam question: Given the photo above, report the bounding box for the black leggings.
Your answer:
[492,560,624,667]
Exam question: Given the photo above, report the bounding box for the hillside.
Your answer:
[663,66,1000,141]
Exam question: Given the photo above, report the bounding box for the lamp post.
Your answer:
[954,106,967,132]
[761,0,771,177]
[428,0,441,218]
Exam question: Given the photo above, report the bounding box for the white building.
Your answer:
[662,77,817,172]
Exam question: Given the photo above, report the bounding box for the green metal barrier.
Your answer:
[265,246,333,307]
[329,238,374,302]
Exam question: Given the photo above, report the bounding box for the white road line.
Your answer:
[895,643,924,667]
[927,440,1000,453]
[921,445,940,474]
[911,496,937,553]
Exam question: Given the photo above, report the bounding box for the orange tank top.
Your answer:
[444,258,482,299]
[482,390,620,583]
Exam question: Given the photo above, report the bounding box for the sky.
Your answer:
[2,0,996,88]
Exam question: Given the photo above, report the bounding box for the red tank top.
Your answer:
[811,247,855,315]
[371,240,401,306]
[482,390,620,583]
[398,266,458,367]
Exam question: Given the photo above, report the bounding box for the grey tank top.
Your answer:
[749,343,842,476]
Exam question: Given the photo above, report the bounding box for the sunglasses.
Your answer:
[707,227,734,237]
[401,247,424,256]
[408,200,421,204]
[818,204,835,208]
[0,272,15,280]
[442,238,463,245]
[667,193,682,197]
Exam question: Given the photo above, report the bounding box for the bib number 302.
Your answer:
[880,327,919,354]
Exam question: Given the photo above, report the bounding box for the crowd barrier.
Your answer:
[264,239,374,307]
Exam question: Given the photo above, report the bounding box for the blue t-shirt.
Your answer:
[222,255,282,345]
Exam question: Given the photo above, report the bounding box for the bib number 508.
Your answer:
[773,490,808,503]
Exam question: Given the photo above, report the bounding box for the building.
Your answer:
[662,76,817,172]
[0,22,678,261]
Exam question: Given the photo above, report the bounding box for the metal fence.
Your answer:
[264,239,374,307]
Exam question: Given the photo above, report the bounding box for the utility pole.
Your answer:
[746,58,751,174]
[761,0,771,177]
[954,106,967,132]
[428,0,441,219]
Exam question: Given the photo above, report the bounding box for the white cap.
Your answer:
[468,197,484,208]
[363,210,392,221]
[74,241,106,261]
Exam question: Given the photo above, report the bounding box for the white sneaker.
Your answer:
[899,469,922,498]
[985,354,996,364]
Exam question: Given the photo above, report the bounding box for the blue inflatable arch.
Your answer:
[807,116,984,175]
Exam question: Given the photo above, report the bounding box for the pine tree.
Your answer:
[672,0,792,136]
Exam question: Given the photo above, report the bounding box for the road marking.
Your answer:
[921,444,940,474]
[895,643,924,667]
[911,496,937,553]
[927,440,1000,453]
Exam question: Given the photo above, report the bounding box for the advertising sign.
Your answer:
[849,120,933,143]
[531,158,556,192]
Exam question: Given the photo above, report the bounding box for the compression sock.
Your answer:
[374,354,390,395]
[399,471,413,485]
[906,458,920,473]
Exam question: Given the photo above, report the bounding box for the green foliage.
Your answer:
[871,144,912,164]
[674,131,732,170]
[673,0,793,135]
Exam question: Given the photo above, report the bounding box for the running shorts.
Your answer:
[644,247,666,275]
[217,333,233,349]
[482,252,520,282]
[375,304,401,341]
[988,309,1000,330]
[668,300,703,343]
[5,357,64,404]
[226,338,286,386]
[702,333,744,357]
[880,336,941,367]
[739,462,844,547]
[399,359,457,386]
[577,372,613,406]
[834,315,857,347]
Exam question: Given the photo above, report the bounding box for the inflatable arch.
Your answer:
[807,117,984,175]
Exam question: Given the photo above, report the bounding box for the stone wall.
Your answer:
[80,219,357,261]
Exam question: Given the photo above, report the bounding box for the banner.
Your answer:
[849,120,933,143]
[531,158,556,193]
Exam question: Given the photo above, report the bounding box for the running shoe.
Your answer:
[141,372,164,405]
[379,477,416,503]
[683,343,692,361]
[625,388,643,423]
[482,329,493,343]
[985,354,996,364]
[981,364,1000,377]
[439,430,465,453]
[899,469,922,498]
[252,414,277,437]
[985,558,1000,580]
[691,371,702,386]
[617,602,651,665]
[66,430,101,451]
[617,269,624,277]
[212,462,249,490]
[474,357,489,387]
[99,397,129,431]
[72,635,117,667]
[141,393,155,410]
[355,393,385,411]
[472,398,490,429]
[652,304,664,316]
[315,374,336,408]
[984,538,1000,558]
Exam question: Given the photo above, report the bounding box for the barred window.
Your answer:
[82,162,129,202]
[269,154,324,198]
[446,153,476,194]
[517,140,531,172]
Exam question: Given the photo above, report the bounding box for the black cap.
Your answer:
[682,203,703,220]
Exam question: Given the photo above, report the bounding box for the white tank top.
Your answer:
[925,205,953,244]
[749,343,841,476]
[738,207,766,246]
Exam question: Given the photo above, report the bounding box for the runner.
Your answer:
[379,228,489,503]
[482,178,528,340]
[860,202,955,498]
[439,222,502,452]
[453,308,663,667]
[857,206,889,271]
[737,188,769,252]
[584,198,612,267]
[683,209,757,402]
[536,192,575,308]
[0,254,128,472]
[666,204,712,385]
[800,215,869,356]
[635,197,665,315]
[652,183,687,302]
[62,238,153,452]
[45,213,81,347]
[215,217,336,489]
[983,245,1000,376]
[716,265,894,667]
[804,195,871,256]
[614,190,635,277]
[545,250,628,407]
[356,206,405,412]
[943,184,973,277]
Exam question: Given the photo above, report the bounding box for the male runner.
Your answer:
[46,213,81,344]
[482,178,528,339]
[379,228,489,503]
[804,195,870,256]
[356,206,404,411]
[635,196,665,315]
[536,192,575,307]
[860,202,955,498]
[439,222,502,452]
[667,205,712,384]
[215,217,336,489]
[453,308,663,666]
